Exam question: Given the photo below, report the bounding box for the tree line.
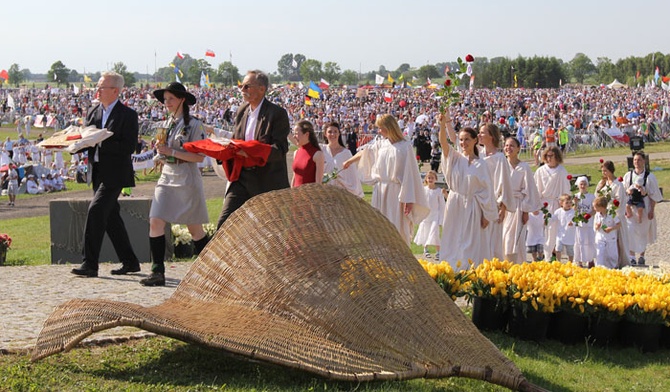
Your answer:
[3,52,669,88]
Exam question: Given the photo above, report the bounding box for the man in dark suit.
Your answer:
[71,71,140,277]
[216,70,290,229]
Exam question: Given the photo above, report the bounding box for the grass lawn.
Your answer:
[1,328,668,391]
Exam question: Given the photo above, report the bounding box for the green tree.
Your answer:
[277,53,305,81]
[322,61,341,83]
[186,59,213,86]
[112,62,136,86]
[340,70,359,85]
[568,53,596,84]
[416,64,440,80]
[47,61,70,86]
[216,61,240,86]
[395,63,411,74]
[300,59,323,83]
[596,57,616,84]
[8,64,24,87]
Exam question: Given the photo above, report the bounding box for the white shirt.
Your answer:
[244,99,264,141]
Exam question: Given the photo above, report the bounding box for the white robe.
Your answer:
[320,144,364,197]
[574,192,596,263]
[482,151,516,260]
[596,179,631,267]
[622,170,663,254]
[413,186,445,247]
[534,164,571,260]
[502,161,541,263]
[439,146,498,270]
[358,138,429,244]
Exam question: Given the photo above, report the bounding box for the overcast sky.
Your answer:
[4,0,667,75]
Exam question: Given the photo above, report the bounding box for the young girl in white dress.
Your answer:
[593,196,621,269]
[573,176,595,267]
[413,170,446,260]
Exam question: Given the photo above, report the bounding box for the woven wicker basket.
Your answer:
[32,184,545,391]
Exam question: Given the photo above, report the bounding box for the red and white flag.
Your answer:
[383,92,392,103]
[319,78,330,90]
[205,49,216,57]
[176,51,184,59]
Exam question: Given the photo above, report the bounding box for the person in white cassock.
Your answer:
[344,114,428,245]
[437,111,497,270]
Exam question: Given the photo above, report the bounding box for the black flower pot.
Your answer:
[587,314,620,347]
[174,242,194,258]
[660,325,670,350]
[548,311,588,345]
[618,320,662,353]
[507,304,550,341]
[471,297,508,332]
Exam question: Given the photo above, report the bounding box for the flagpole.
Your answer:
[154,50,157,84]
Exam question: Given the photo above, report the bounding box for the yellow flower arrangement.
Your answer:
[420,259,670,325]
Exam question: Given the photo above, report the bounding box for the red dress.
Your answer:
[292,144,319,186]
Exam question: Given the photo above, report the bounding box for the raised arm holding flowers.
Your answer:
[436,55,474,113]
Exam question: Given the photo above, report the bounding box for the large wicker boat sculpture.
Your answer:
[32,184,545,391]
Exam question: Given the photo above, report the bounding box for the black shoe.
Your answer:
[140,272,165,286]
[71,263,98,277]
[111,263,141,275]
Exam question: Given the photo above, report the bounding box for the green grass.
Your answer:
[2,329,668,391]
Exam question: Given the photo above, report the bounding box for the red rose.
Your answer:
[465,54,475,63]
[416,155,421,161]
[599,158,604,163]
[613,199,620,207]
[444,79,452,87]
[567,175,573,180]
[543,202,549,208]
[618,176,623,182]
[584,213,591,220]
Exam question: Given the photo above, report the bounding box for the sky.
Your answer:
[4,0,668,76]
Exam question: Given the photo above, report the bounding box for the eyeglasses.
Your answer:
[240,84,257,90]
[97,86,116,90]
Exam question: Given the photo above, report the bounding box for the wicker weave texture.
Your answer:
[32,184,539,391]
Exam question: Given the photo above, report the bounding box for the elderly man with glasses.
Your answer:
[216,69,291,229]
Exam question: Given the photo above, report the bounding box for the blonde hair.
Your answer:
[375,114,404,143]
[593,196,609,209]
[423,170,438,186]
[558,193,572,204]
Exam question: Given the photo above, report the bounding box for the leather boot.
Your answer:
[194,235,210,255]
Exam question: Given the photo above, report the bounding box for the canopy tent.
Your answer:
[606,79,627,89]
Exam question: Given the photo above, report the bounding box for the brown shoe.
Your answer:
[140,272,165,286]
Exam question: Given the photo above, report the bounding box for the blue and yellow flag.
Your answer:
[307,81,322,99]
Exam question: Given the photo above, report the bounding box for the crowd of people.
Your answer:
[1,72,668,275]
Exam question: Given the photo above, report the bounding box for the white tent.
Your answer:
[607,79,627,89]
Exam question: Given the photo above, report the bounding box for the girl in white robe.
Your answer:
[413,170,446,260]
[437,112,498,271]
[502,136,541,263]
[595,160,630,268]
[622,152,663,266]
[534,147,571,261]
[573,176,595,266]
[321,122,364,197]
[344,114,429,245]
[478,123,515,260]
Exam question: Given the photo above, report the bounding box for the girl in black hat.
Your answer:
[141,82,209,286]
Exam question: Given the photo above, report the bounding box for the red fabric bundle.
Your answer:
[183,139,271,182]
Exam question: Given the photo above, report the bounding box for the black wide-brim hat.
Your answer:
[153,82,196,105]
